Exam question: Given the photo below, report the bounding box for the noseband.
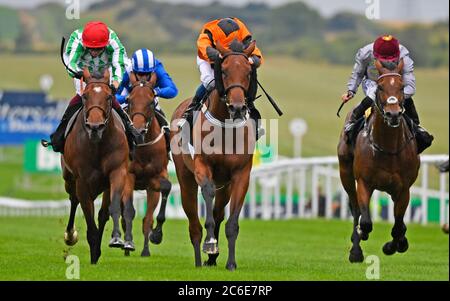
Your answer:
[219,52,250,105]
[82,82,114,127]
[128,80,156,135]
[374,73,405,123]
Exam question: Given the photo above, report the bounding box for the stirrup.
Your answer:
[41,139,51,147]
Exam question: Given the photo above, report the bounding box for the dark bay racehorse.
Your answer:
[171,40,257,270]
[62,68,135,263]
[124,72,172,257]
[338,59,420,263]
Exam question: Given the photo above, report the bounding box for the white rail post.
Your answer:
[311,166,319,218]
[440,172,447,225]
[285,168,294,219]
[388,194,395,223]
[340,185,348,220]
[421,163,429,225]
[372,190,380,222]
[325,164,333,219]
[298,168,307,218]
[274,172,281,219]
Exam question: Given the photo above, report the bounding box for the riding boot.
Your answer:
[247,100,265,140]
[344,96,373,143]
[404,97,434,153]
[41,94,83,153]
[113,105,144,160]
[177,84,207,129]
[155,107,171,154]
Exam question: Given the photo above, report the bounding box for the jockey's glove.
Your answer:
[206,46,220,61]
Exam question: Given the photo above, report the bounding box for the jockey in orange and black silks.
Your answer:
[177,17,265,139]
[341,34,433,153]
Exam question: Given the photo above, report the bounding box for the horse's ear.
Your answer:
[244,40,256,57]
[82,67,91,82]
[129,71,137,85]
[396,58,404,74]
[102,68,110,83]
[216,40,230,56]
[149,72,158,88]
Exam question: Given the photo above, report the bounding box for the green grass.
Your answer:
[0,217,447,280]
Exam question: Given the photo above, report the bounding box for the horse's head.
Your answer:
[81,67,114,141]
[374,59,405,128]
[127,71,158,136]
[215,39,256,121]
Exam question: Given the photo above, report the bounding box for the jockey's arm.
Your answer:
[154,61,178,99]
[108,30,127,85]
[402,54,416,99]
[115,70,131,104]
[65,29,84,78]
[346,47,369,95]
[197,31,214,62]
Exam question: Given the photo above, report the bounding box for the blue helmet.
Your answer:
[131,48,156,73]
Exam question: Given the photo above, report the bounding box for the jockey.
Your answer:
[177,17,264,139]
[341,34,433,153]
[44,21,143,154]
[116,48,178,153]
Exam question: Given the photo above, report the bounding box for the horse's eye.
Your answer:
[378,86,384,92]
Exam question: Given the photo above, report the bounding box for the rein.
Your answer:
[369,72,413,155]
[82,82,114,127]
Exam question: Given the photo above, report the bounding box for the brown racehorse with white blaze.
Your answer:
[123,71,172,257]
[171,40,257,270]
[62,68,135,264]
[338,59,420,263]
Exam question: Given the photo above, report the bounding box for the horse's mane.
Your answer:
[229,39,245,53]
[381,61,398,71]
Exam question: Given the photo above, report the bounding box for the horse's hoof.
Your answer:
[397,237,409,253]
[124,249,130,256]
[202,238,219,255]
[360,232,369,241]
[226,262,237,271]
[141,248,150,257]
[149,230,163,245]
[349,247,364,263]
[109,236,124,248]
[123,241,135,251]
[64,230,78,246]
[382,241,397,255]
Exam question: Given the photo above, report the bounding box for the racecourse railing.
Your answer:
[0,154,448,225]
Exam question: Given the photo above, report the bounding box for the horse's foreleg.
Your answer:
[204,184,230,267]
[97,190,110,251]
[225,165,251,271]
[121,172,136,252]
[194,162,218,255]
[76,182,100,264]
[180,171,202,267]
[108,170,129,249]
[64,195,79,246]
[141,189,159,257]
[149,176,172,245]
[383,190,410,255]
[356,179,374,240]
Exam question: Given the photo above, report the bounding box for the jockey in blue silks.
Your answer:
[116,48,178,152]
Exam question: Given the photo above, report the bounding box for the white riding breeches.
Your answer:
[197,56,215,90]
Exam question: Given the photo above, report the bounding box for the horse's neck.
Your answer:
[207,90,229,121]
[371,111,406,153]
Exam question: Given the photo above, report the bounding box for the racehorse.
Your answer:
[171,40,257,270]
[124,72,172,257]
[338,59,420,263]
[62,68,135,264]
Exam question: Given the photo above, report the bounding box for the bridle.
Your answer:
[218,52,251,106]
[82,82,114,127]
[128,79,156,136]
[373,72,405,124]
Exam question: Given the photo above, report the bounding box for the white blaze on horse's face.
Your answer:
[387,96,398,105]
[93,86,102,93]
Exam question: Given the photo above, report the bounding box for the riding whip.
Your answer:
[337,101,346,117]
[257,80,283,116]
[60,37,80,77]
